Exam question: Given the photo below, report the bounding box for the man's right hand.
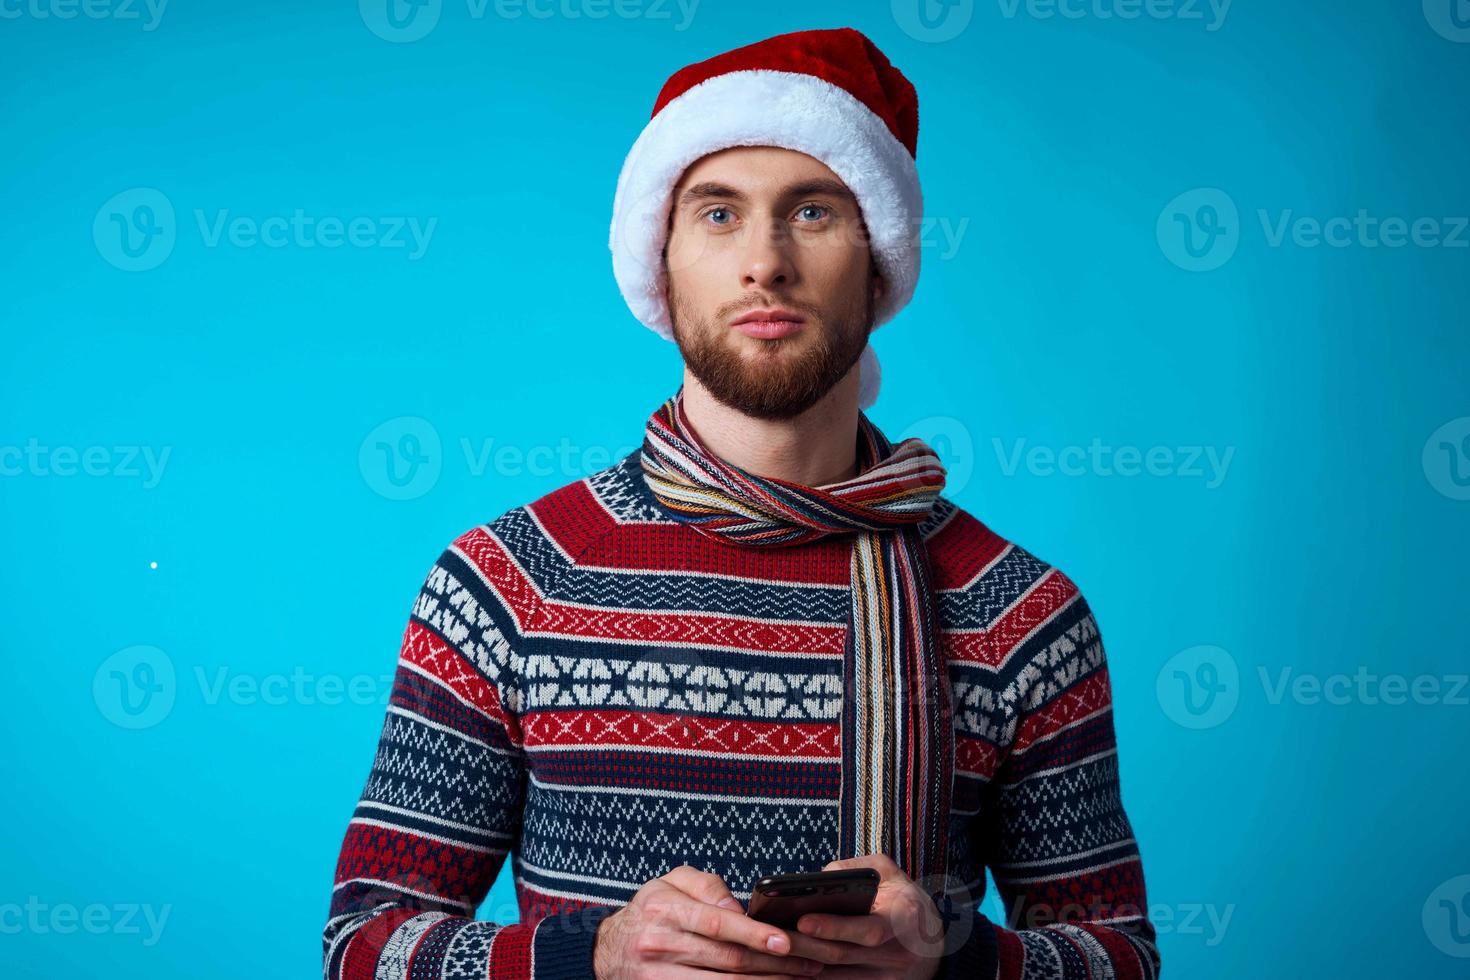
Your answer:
[592,865,826,979]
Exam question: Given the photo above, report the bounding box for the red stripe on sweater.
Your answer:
[956,735,1000,776]
[531,597,848,653]
[399,620,511,727]
[335,822,490,900]
[455,522,850,652]
[987,569,1079,661]
[1007,859,1149,914]
[517,888,617,925]
[945,629,995,666]
[488,922,535,980]
[533,480,855,582]
[530,474,1017,596]
[1073,921,1151,980]
[1011,669,1112,757]
[452,526,545,632]
[522,708,840,756]
[996,925,1026,980]
[342,906,418,980]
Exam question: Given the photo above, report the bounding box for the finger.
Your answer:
[782,928,868,967]
[670,933,824,976]
[822,854,900,881]
[662,864,746,912]
[661,894,798,955]
[821,857,863,872]
[785,935,910,974]
[794,912,893,947]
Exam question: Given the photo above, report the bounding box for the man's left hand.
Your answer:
[780,854,948,980]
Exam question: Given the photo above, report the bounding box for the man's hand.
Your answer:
[782,855,949,980]
[593,864,825,980]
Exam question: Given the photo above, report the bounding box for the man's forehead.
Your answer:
[672,146,856,202]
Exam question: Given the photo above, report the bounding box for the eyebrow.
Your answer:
[675,178,857,210]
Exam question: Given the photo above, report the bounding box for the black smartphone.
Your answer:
[746,868,880,928]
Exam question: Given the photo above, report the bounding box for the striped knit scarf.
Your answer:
[640,387,955,888]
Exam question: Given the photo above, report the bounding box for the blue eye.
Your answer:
[797,205,830,222]
[705,208,733,225]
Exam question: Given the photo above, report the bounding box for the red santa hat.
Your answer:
[608,27,923,411]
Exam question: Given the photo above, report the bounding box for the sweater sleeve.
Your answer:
[321,529,613,980]
[940,568,1161,980]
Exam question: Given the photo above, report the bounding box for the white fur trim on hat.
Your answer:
[608,68,922,411]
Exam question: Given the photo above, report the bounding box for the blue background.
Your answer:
[3,0,1468,976]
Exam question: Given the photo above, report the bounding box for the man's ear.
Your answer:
[870,261,886,305]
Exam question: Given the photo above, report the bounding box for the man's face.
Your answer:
[664,146,883,420]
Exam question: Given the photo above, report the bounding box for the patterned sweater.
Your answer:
[322,448,1161,979]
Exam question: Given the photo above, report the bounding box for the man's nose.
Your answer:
[740,219,797,292]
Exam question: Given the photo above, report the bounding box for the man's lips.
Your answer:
[730,308,806,339]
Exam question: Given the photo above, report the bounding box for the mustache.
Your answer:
[723,297,817,319]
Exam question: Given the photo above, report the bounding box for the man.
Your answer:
[323,27,1160,980]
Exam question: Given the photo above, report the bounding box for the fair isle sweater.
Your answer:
[322,448,1161,979]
